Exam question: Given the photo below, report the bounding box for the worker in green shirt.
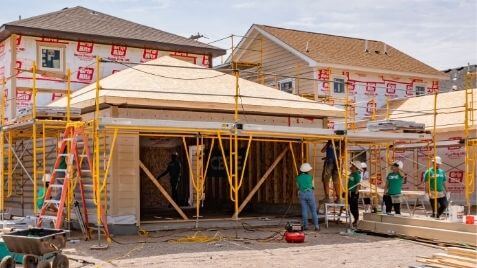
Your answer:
[296,163,319,231]
[424,156,448,218]
[383,161,404,215]
[348,161,362,226]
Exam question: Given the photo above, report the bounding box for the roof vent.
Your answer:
[364,40,369,53]
[90,11,98,15]
[383,43,388,55]
[305,41,310,53]
[374,50,380,54]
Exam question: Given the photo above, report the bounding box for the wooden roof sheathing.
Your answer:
[49,56,344,118]
[383,89,477,132]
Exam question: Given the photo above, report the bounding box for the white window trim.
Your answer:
[331,75,346,94]
[413,83,427,96]
[277,78,295,94]
[36,43,66,74]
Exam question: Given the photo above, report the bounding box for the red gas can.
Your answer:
[284,231,305,243]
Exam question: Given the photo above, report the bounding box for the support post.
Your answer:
[139,161,188,220]
[234,147,288,218]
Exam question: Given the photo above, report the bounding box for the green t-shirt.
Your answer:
[424,168,446,192]
[348,171,361,192]
[36,186,46,210]
[296,173,314,192]
[386,172,403,195]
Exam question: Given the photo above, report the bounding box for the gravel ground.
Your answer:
[62,224,443,268]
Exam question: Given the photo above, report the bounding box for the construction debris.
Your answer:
[416,247,477,268]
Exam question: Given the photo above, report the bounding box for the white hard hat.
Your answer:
[300,163,312,173]
[42,173,51,183]
[350,161,363,171]
[361,162,368,169]
[432,156,442,165]
[392,160,404,170]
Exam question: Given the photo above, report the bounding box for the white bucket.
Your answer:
[448,205,464,222]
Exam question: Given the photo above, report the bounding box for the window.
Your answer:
[333,78,345,93]
[415,85,426,96]
[277,78,295,93]
[37,44,65,73]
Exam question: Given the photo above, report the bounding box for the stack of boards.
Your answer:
[367,119,426,132]
[417,247,477,268]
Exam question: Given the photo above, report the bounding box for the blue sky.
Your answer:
[1,0,476,70]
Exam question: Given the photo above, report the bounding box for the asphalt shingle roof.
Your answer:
[0,6,225,56]
[256,25,445,78]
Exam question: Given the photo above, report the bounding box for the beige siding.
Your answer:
[236,32,316,96]
[110,133,140,223]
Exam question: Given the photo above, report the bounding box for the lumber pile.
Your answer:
[417,247,477,268]
[358,213,477,246]
[15,106,81,122]
[367,119,426,132]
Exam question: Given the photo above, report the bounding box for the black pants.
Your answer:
[430,197,448,218]
[170,176,180,204]
[383,195,401,214]
[348,191,359,223]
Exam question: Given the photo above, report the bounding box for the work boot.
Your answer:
[314,225,320,231]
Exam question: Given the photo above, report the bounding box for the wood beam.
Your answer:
[234,146,289,218]
[139,161,188,220]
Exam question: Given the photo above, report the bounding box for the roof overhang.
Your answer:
[64,95,344,118]
[98,117,431,142]
[0,25,226,57]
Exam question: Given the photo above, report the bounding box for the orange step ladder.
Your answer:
[37,124,109,240]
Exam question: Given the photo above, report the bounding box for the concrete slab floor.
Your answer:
[63,224,444,268]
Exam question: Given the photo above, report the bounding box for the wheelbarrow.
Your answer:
[1,228,69,268]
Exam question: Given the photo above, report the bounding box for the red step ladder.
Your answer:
[37,124,109,239]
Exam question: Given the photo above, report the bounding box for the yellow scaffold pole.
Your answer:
[32,61,38,214]
[0,78,5,215]
[431,92,438,213]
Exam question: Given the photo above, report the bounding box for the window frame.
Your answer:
[414,83,426,96]
[332,76,346,94]
[36,42,66,74]
[277,78,295,94]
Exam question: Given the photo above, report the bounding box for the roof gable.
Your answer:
[1,6,225,56]
[237,24,445,79]
[49,56,344,118]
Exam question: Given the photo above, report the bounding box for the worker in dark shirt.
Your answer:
[321,140,340,203]
[157,152,182,204]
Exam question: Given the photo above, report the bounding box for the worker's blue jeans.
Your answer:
[299,190,319,228]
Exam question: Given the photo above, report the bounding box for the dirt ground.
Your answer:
[62,224,443,268]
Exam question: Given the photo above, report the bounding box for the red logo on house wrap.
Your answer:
[406,84,414,96]
[0,42,4,55]
[16,90,32,101]
[347,81,356,94]
[385,82,397,97]
[366,100,376,114]
[327,121,335,129]
[448,137,462,151]
[111,45,127,57]
[448,170,463,183]
[51,92,64,101]
[365,82,377,96]
[77,41,94,54]
[15,35,22,46]
[201,55,210,66]
[142,49,158,61]
[77,67,94,81]
[15,61,22,74]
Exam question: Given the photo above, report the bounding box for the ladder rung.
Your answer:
[44,199,60,205]
[82,184,94,188]
[58,153,74,157]
[62,138,75,142]
[79,154,88,157]
[81,170,91,173]
[49,184,63,188]
[40,215,57,220]
[54,169,67,172]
